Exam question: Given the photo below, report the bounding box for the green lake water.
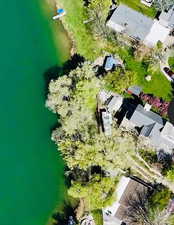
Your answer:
[0,1,69,225]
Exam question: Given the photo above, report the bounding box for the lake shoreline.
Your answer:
[40,0,73,224]
[44,0,74,57]
[0,0,71,224]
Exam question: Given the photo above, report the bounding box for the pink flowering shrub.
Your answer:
[140,93,169,116]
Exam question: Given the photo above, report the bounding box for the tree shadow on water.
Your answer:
[62,53,85,74]
[51,203,76,225]
[44,65,62,98]
[44,54,85,97]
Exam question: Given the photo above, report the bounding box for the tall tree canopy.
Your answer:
[68,174,118,210]
[46,61,174,220]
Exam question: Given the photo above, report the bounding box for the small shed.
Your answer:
[127,85,142,96]
[104,55,121,71]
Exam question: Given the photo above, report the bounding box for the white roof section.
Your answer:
[103,213,122,225]
[161,121,174,145]
[104,202,121,217]
[107,4,154,41]
[159,6,174,29]
[103,177,130,216]
[107,20,125,33]
[108,95,123,113]
[144,103,152,111]
[99,90,113,103]
[144,20,170,47]
[116,176,131,201]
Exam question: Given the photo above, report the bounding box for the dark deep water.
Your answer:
[0,0,69,224]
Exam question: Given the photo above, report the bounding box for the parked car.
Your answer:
[163,67,174,79]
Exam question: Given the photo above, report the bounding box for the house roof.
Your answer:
[144,20,170,47]
[107,94,123,113]
[161,122,174,146]
[127,85,142,96]
[129,104,164,146]
[117,177,146,207]
[129,104,174,151]
[140,123,156,137]
[107,4,154,41]
[99,90,113,104]
[159,6,174,28]
[130,104,164,127]
[104,56,121,71]
[101,110,112,136]
[103,177,147,224]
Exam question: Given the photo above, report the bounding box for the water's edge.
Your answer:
[0,0,71,224]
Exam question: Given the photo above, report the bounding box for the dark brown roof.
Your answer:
[115,205,127,221]
[118,179,146,206]
[114,178,147,221]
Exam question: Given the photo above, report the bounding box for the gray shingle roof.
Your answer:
[130,105,164,127]
[107,4,154,41]
[129,105,165,148]
[140,123,155,137]
[159,6,174,28]
[127,86,142,96]
[128,104,174,151]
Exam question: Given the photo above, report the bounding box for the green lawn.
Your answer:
[119,0,157,18]
[118,48,173,101]
[57,0,100,60]
[141,69,173,101]
[57,0,172,100]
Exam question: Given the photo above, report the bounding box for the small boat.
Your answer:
[53,8,66,20]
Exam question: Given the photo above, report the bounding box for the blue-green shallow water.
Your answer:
[0,1,69,225]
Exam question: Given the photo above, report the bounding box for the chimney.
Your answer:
[144,103,152,111]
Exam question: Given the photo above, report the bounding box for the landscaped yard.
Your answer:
[57,0,172,101]
[140,69,173,101]
[118,48,173,101]
[119,0,157,18]
[57,0,101,59]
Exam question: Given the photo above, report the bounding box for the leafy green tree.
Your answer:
[46,75,72,115]
[47,62,103,135]
[124,186,173,225]
[47,61,174,200]
[68,174,117,210]
[166,167,174,182]
[104,69,136,94]
[53,127,137,171]
[87,0,112,39]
